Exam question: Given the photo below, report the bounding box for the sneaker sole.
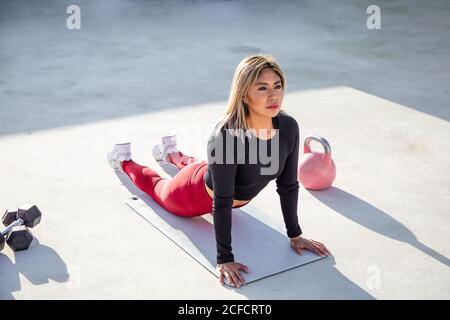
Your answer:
[107,150,120,170]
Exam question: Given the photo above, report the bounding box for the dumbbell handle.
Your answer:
[1,218,24,236]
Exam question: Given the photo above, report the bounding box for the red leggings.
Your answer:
[122,153,214,217]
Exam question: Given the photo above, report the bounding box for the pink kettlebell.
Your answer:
[298,134,336,190]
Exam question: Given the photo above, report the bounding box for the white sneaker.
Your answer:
[151,144,180,163]
[151,135,179,163]
[107,142,132,170]
[151,144,164,163]
[161,134,177,146]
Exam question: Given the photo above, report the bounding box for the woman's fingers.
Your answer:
[311,240,331,255]
[239,264,250,274]
[313,242,329,256]
[292,242,303,255]
[318,243,331,255]
[308,242,323,256]
[289,238,330,257]
[308,241,325,255]
[228,271,241,288]
[238,265,248,285]
[225,273,236,287]
[322,243,331,255]
[236,270,246,286]
[295,246,303,255]
[219,265,249,288]
[314,241,331,253]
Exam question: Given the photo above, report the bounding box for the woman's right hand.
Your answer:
[216,262,249,288]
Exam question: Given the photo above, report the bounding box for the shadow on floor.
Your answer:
[309,187,449,267]
[0,238,70,300]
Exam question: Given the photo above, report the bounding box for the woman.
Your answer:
[107,54,330,288]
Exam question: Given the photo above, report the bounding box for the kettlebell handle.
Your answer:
[303,134,332,156]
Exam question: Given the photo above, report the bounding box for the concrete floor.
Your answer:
[0,0,449,299]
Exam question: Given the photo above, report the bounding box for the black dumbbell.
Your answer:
[3,204,42,228]
[1,204,42,252]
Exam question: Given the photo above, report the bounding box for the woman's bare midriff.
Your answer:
[204,182,250,208]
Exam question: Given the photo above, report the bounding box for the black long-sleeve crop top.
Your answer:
[205,111,302,264]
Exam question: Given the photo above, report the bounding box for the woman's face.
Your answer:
[244,68,284,119]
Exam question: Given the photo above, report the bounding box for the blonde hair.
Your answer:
[214,54,287,138]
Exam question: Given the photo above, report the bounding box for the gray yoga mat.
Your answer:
[124,191,326,286]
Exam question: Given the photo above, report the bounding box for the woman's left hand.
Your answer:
[289,236,331,257]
